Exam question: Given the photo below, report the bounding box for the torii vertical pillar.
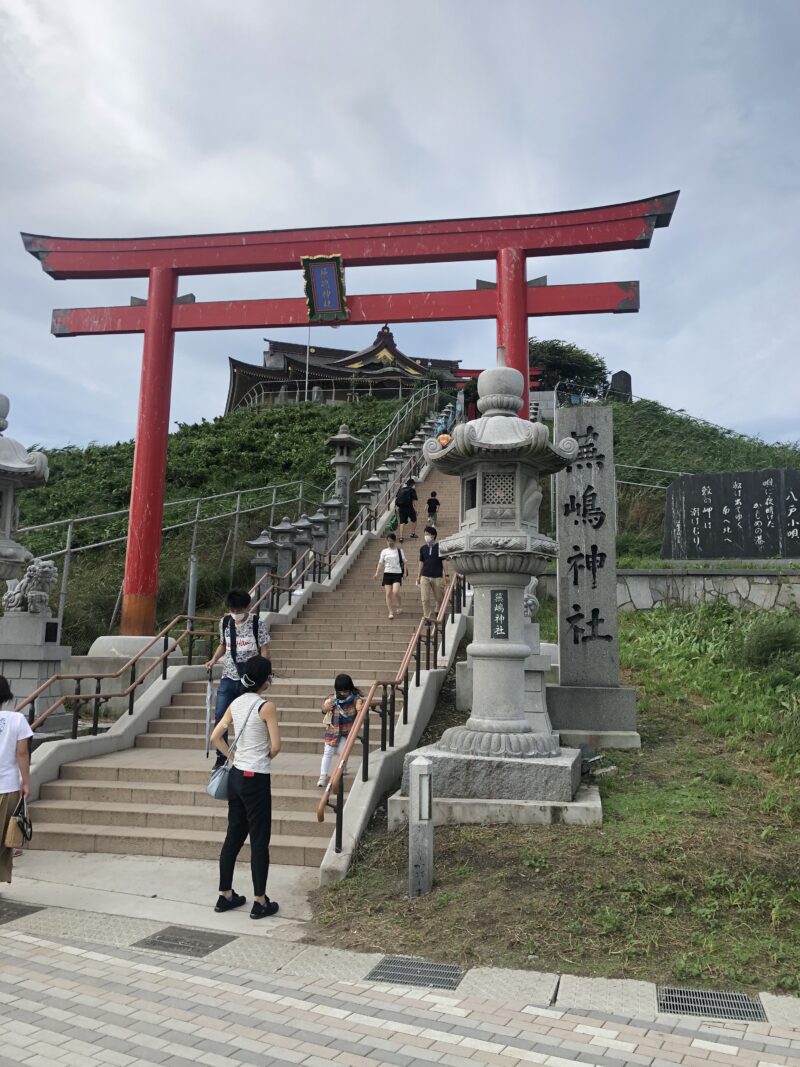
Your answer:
[121,267,177,635]
[497,247,529,419]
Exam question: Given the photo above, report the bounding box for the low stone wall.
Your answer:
[539,570,800,612]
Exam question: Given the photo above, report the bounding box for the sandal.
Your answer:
[388,613,394,620]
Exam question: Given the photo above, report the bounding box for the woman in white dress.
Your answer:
[374,532,407,620]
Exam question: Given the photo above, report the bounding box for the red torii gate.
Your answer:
[22,191,678,636]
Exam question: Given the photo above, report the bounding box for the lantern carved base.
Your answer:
[438,724,560,758]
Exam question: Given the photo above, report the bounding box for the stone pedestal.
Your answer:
[401,745,581,803]
[0,612,70,709]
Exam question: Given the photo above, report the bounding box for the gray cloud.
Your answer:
[1,0,798,449]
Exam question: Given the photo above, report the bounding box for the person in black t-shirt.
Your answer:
[394,478,418,541]
[426,490,440,525]
[416,526,449,620]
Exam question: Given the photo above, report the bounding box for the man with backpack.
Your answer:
[205,590,270,768]
[394,478,418,542]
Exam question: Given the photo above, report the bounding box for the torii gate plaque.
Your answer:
[22,192,678,635]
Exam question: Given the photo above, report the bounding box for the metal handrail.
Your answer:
[17,479,320,536]
[14,613,219,737]
[315,572,468,851]
[322,383,439,499]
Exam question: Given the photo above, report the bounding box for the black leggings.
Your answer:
[218,768,272,898]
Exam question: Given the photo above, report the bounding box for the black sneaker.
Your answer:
[215,891,246,913]
[250,899,279,920]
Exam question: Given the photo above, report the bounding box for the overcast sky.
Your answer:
[1,0,798,450]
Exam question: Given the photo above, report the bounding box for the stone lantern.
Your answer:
[365,474,383,510]
[309,508,330,569]
[321,496,344,547]
[270,516,296,600]
[412,358,583,803]
[292,513,314,580]
[325,424,362,514]
[0,394,49,583]
[246,529,277,599]
[354,486,373,518]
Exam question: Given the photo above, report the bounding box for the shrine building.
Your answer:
[224,324,460,413]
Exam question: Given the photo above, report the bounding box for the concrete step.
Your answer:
[59,760,334,791]
[31,800,333,838]
[149,717,344,741]
[137,731,375,756]
[153,716,344,740]
[40,780,326,812]
[26,823,329,866]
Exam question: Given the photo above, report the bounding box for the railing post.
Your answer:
[403,668,409,725]
[72,679,81,739]
[334,773,344,854]
[162,634,169,680]
[362,707,370,782]
[229,492,242,584]
[27,697,36,728]
[389,685,396,747]
[415,633,422,686]
[432,622,439,670]
[56,520,74,644]
[425,624,431,671]
[128,663,136,715]
[92,677,101,736]
[386,687,392,755]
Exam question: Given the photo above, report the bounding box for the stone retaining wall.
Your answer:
[539,570,800,612]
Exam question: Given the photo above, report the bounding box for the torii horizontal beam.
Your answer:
[21,192,678,637]
[51,281,639,337]
[21,192,678,279]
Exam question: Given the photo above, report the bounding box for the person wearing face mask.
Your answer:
[205,590,270,768]
[317,673,364,788]
[416,526,449,622]
[211,655,281,919]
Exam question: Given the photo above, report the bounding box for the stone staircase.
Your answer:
[28,469,459,868]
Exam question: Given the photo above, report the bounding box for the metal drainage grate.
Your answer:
[366,955,464,991]
[658,986,766,1022]
[133,925,236,959]
[0,900,43,926]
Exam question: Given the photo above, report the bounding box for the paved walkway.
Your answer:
[2,850,798,1066]
[0,922,798,1067]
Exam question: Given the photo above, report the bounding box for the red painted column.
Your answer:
[496,247,529,418]
[120,267,177,635]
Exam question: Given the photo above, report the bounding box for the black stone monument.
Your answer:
[662,469,800,559]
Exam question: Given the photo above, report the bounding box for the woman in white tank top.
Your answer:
[211,655,282,919]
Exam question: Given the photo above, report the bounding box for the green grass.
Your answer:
[19,398,428,652]
[307,601,800,993]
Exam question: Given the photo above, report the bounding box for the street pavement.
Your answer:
[0,850,798,1067]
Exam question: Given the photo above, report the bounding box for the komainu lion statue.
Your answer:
[2,558,59,615]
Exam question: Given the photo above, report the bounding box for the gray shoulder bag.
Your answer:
[206,696,263,800]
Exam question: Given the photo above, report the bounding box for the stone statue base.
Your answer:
[400,744,581,803]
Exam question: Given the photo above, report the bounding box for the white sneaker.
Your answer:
[317,775,328,788]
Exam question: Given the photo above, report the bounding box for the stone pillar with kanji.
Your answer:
[547,405,640,749]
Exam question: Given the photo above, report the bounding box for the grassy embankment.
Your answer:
[19,399,417,653]
[309,599,800,994]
